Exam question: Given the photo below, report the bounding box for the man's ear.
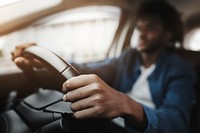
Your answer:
[164,31,172,41]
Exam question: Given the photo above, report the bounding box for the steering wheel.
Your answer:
[0,45,112,133]
[23,45,79,80]
[0,46,81,133]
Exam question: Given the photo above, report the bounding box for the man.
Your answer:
[12,1,196,132]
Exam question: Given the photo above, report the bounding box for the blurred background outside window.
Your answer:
[184,28,200,51]
[0,6,121,63]
[131,27,200,51]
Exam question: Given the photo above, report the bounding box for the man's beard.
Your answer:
[137,42,163,54]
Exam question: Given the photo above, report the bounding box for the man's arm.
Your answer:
[62,74,147,131]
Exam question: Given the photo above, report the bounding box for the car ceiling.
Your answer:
[167,0,200,32]
[0,0,199,35]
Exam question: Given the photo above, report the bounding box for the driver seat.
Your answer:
[174,48,200,133]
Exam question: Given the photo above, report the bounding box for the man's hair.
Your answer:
[136,0,184,44]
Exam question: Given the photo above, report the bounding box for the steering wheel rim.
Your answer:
[23,45,79,81]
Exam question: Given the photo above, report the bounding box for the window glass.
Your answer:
[131,27,200,51]
[184,28,200,51]
[130,28,139,48]
[0,6,121,63]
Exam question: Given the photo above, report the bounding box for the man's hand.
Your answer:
[11,43,44,70]
[62,74,145,123]
[62,74,127,119]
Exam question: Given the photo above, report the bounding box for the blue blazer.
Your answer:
[77,48,197,133]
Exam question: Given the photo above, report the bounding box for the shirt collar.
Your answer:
[133,49,169,78]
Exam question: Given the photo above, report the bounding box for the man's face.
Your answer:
[136,16,168,53]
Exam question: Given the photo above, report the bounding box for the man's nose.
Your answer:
[138,30,146,40]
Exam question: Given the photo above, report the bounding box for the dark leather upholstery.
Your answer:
[0,110,32,133]
[174,48,200,133]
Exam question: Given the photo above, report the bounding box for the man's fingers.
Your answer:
[12,43,36,59]
[14,57,44,69]
[70,96,94,111]
[73,106,100,119]
[15,42,36,52]
[14,57,32,69]
[63,84,98,102]
[62,74,100,92]
[31,58,44,69]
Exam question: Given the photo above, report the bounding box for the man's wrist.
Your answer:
[121,94,148,131]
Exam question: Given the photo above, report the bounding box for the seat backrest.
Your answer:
[174,48,200,133]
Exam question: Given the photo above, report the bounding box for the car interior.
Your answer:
[0,0,200,133]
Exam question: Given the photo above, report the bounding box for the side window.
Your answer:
[184,28,200,51]
[0,6,121,63]
[130,28,139,48]
[131,27,200,51]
